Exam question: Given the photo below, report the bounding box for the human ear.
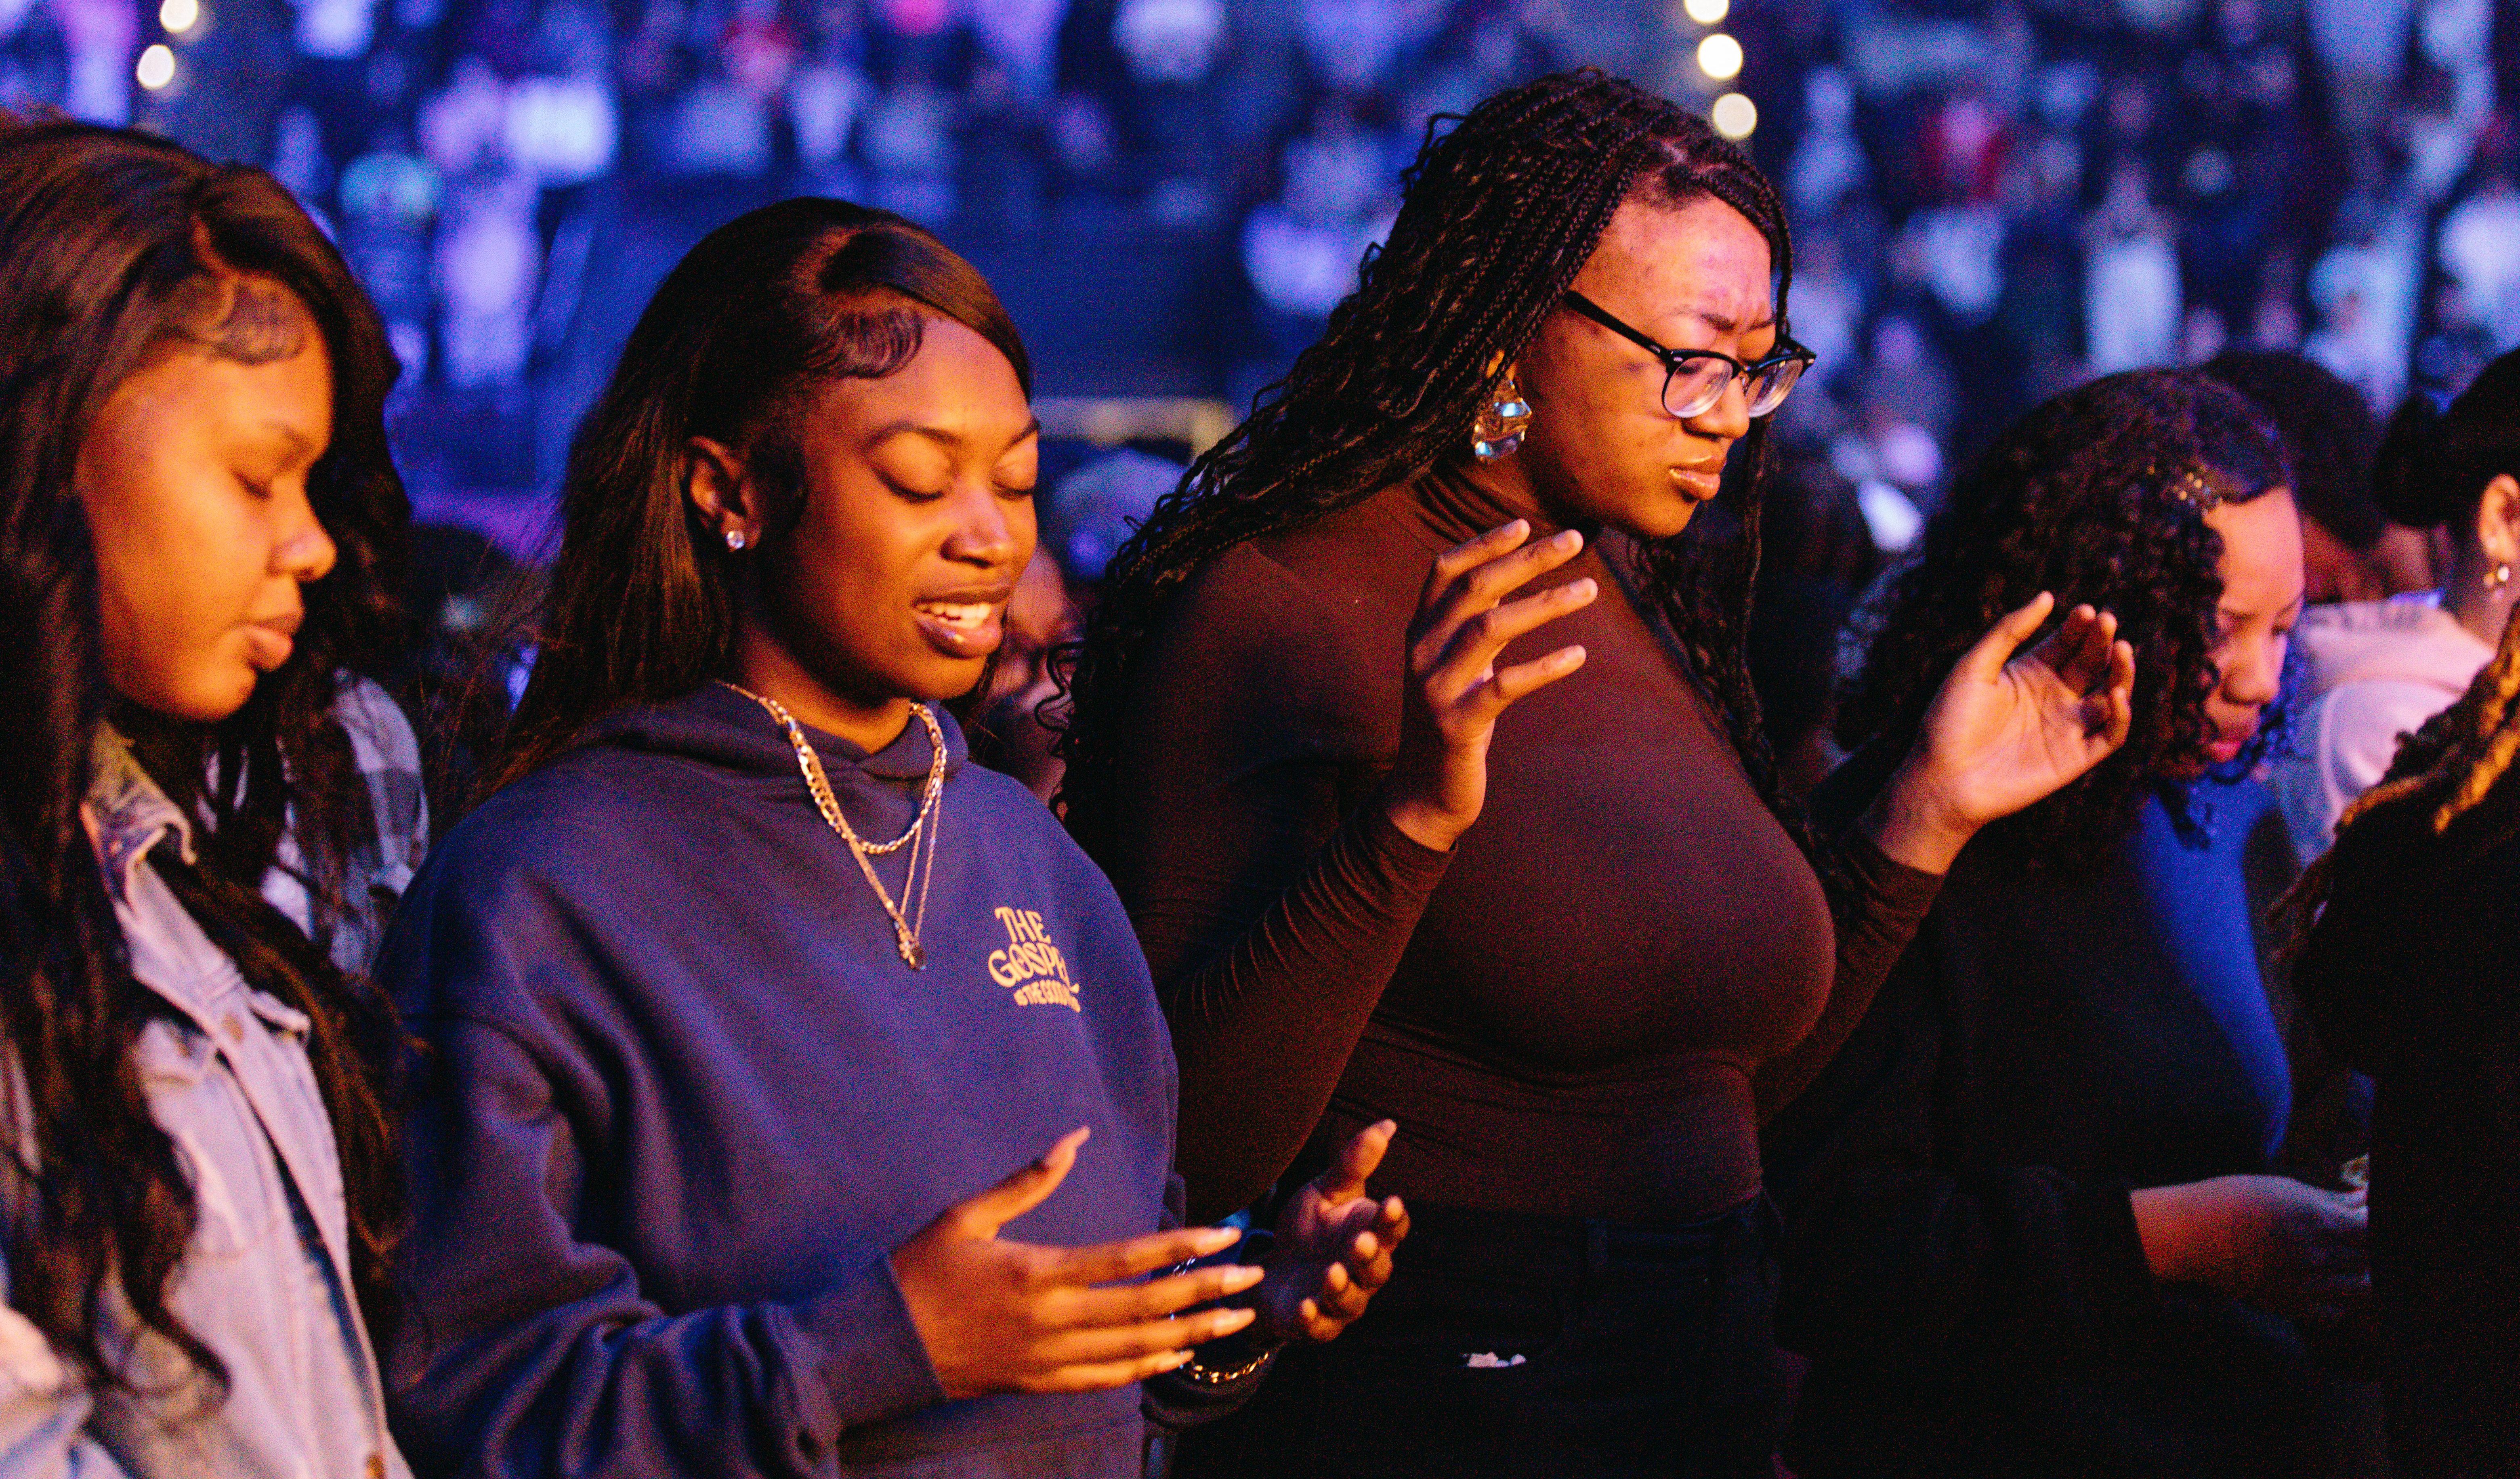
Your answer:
[685,436,760,550]
[2476,473,2520,571]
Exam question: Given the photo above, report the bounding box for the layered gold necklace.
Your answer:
[724,682,946,968]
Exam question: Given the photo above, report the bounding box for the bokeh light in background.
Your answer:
[1711,92,1755,141]
[1697,33,1744,83]
[0,0,2499,609]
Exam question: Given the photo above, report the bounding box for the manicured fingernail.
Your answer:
[1213,1307,1257,1337]
[1162,1349,1195,1370]
[1568,578,1597,599]
[1554,529,1581,547]
[1222,1264,1266,1293]
[1191,1226,1239,1253]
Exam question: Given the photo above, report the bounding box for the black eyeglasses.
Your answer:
[1560,290,1814,420]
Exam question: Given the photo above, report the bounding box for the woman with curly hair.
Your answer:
[1056,70,2134,1475]
[0,118,420,1475]
[2290,353,2520,1478]
[1766,369,2377,1478]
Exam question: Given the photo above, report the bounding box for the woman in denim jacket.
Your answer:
[0,117,421,1476]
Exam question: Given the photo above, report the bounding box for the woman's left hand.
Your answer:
[1869,592,2136,875]
[1254,1120,1410,1345]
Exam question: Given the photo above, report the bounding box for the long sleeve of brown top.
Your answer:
[1095,477,1940,1225]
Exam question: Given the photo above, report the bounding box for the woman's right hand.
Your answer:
[891,1128,1267,1397]
[2128,1173,2370,1323]
[1381,520,1597,853]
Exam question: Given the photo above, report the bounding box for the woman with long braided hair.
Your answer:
[2291,352,2520,1478]
[1056,71,2134,1475]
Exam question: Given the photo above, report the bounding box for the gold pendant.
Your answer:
[897,920,924,970]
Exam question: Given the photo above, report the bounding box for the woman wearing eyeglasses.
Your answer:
[1054,72,2137,1478]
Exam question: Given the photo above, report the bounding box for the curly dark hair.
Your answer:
[1057,69,1809,861]
[1838,369,2293,859]
[0,118,410,1392]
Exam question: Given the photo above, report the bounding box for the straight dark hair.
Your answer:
[2286,349,2520,938]
[481,198,1030,795]
[0,116,410,1391]
[2369,348,2520,534]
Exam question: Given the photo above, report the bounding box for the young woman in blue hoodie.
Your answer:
[374,198,1405,1479]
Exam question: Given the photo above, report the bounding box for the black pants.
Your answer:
[1172,1198,1781,1479]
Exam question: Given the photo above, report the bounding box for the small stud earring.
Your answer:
[726,529,747,552]
[2488,562,2510,591]
[1472,375,1533,461]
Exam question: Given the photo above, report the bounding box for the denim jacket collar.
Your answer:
[82,726,196,906]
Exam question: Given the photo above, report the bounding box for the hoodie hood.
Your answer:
[584,681,970,784]
[2294,594,2494,704]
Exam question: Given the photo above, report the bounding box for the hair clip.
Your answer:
[2165,466,2222,510]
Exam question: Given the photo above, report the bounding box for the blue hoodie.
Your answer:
[377,683,1182,1478]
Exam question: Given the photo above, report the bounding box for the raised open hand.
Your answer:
[1869,592,2136,874]
[890,1128,1266,1397]
[1381,520,1596,853]
[1252,1120,1410,1345]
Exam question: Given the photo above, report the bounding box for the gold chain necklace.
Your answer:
[723,682,945,968]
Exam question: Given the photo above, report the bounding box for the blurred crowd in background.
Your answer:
[6,0,2517,792]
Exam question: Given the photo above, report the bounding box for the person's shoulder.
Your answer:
[1162,536,1344,649]
[2320,672,2460,729]
[2299,596,2488,696]
[1145,532,1393,696]
[1162,487,1426,637]
[411,743,688,903]
[2317,677,2459,777]
[378,741,729,1038]
[951,758,1071,845]
[954,764,1124,889]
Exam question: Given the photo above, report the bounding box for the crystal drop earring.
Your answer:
[1472,376,1533,461]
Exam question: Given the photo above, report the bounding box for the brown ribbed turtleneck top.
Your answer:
[1100,469,1940,1225]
